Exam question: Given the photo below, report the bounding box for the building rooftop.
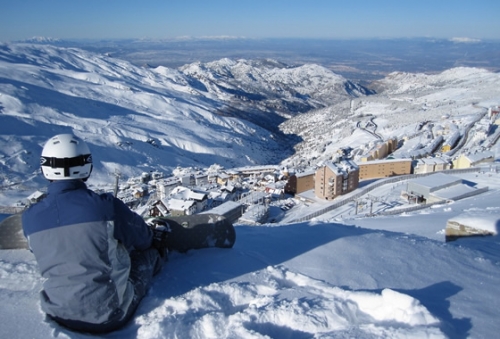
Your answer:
[410,172,462,189]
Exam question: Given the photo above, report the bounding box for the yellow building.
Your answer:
[360,138,398,162]
[452,151,495,169]
[441,131,460,152]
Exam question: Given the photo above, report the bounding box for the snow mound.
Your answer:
[135,265,443,339]
[448,207,500,234]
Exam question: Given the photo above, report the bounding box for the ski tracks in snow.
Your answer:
[134,265,444,339]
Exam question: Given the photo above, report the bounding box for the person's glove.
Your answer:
[148,218,171,258]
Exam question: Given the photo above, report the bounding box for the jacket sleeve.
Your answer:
[111,196,153,251]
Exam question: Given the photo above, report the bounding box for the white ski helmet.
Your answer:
[40,134,93,181]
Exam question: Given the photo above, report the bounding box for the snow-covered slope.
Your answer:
[2,174,500,338]
[280,66,500,168]
[0,44,280,190]
[0,43,371,195]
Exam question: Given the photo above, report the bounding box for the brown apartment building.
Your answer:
[315,160,359,200]
[360,138,398,162]
[357,158,413,180]
[284,170,315,195]
[286,158,412,199]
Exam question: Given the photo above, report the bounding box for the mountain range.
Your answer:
[1,42,499,202]
[0,42,370,195]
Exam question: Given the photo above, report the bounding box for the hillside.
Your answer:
[180,58,372,123]
[2,170,500,338]
[0,43,366,201]
[280,67,500,169]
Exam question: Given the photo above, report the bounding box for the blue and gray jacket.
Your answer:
[22,180,153,324]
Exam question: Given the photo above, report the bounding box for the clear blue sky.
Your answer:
[1,0,499,41]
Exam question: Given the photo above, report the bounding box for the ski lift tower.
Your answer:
[113,170,121,197]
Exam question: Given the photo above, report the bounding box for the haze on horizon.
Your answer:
[1,0,499,42]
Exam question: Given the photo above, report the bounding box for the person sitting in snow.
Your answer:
[22,134,168,334]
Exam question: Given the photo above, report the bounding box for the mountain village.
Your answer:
[21,105,499,239]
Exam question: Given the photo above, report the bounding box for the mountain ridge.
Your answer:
[0,43,367,193]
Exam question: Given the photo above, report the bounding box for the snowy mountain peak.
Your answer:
[180,57,372,115]
[22,36,61,43]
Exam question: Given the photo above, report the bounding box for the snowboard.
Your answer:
[0,213,235,252]
[147,213,236,253]
[0,213,28,250]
